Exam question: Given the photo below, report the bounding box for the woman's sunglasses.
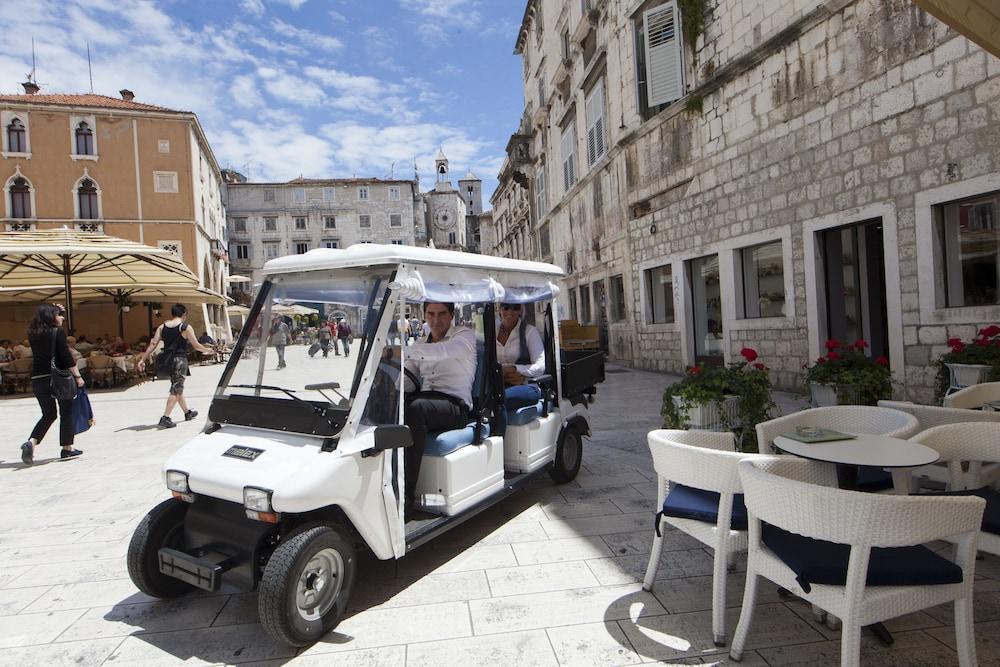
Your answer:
[500,305,521,311]
[57,310,66,317]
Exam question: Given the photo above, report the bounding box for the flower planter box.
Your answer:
[672,395,741,430]
[944,363,991,393]
[809,383,859,407]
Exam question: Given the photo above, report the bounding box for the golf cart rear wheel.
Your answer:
[549,428,583,483]
[127,498,193,598]
[259,525,357,647]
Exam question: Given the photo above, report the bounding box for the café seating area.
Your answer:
[645,402,1000,666]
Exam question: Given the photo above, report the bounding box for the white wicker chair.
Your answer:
[643,429,752,646]
[730,456,985,667]
[878,400,1000,489]
[910,423,1000,557]
[755,406,920,493]
[943,381,1000,410]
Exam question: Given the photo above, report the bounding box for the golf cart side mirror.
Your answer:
[362,425,413,457]
[305,382,341,391]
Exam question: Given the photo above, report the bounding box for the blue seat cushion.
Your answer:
[923,487,1000,535]
[508,400,544,426]
[661,484,748,530]
[425,422,491,457]
[856,467,894,492]
[761,523,964,593]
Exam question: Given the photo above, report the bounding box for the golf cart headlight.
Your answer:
[243,487,273,512]
[165,470,190,493]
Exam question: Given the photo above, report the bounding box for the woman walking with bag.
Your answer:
[137,304,213,429]
[20,304,85,464]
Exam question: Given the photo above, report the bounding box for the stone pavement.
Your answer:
[0,359,998,666]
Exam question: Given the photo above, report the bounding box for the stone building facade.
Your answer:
[224,178,421,286]
[0,90,229,341]
[486,0,1000,402]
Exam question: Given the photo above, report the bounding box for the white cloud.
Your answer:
[258,67,326,107]
[401,0,477,19]
[241,0,265,16]
[213,119,334,181]
[270,19,344,53]
[229,74,262,109]
[275,0,309,8]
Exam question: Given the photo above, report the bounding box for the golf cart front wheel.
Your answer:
[127,499,193,598]
[258,525,357,647]
[549,428,583,483]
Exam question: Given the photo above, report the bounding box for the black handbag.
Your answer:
[49,329,78,400]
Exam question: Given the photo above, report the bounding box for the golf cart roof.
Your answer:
[261,244,564,278]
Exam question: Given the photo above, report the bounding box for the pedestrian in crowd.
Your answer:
[328,319,341,356]
[317,322,333,358]
[421,319,431,339]
[336,317,352,357]
[137,304,214,429]
[396,313,411,346]
[409,315,420,342]
[269,314,291,369]
[388,316,399,346]
[20,303,86,463]
[0,339,12,362]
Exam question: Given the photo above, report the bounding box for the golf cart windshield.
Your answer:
[211,267,393,436]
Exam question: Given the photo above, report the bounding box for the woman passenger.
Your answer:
[496,303,546,416]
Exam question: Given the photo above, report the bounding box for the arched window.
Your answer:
[10,177,31,218]
[75,122,94,155]
[77,178,99,219]
[6,118,26,153]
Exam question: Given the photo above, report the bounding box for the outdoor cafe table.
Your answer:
[772,432,940,645]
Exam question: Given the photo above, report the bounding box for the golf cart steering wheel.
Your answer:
[378,358,422,394]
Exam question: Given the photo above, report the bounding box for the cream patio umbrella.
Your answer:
[912,0,1000,57]
[0,229,201,332]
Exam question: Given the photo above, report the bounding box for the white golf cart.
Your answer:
[127,245,604,646]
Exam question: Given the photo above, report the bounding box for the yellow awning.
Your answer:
[0,284,228,305]
[912,0,1000,58]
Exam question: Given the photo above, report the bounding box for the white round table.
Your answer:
[773,433,940,475]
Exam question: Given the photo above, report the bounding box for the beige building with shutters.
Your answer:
[484,0,1000,402]
[0,89,229,341]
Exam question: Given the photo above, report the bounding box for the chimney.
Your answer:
[21,81,39,95]
[119,89,135,102]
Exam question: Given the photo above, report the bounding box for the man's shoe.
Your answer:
[20,441,33,464]
[159,416,177,429]
[184,409,198,421]
[60,448,83,459]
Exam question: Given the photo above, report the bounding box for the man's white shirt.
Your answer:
[404,324,477,408]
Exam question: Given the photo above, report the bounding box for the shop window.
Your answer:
[644,264,674,324]
[935,191,1000,307]
[737,241,786,318]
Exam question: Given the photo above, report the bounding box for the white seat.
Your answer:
[879,400,1000,489]
[910,423,1000,557]
[643,429,753,645]
[943,381,1000,410]
[730,456,984,667]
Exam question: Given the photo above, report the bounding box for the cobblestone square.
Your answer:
[1,360,997,665]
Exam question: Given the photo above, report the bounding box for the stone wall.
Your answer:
[508,0,1000,403]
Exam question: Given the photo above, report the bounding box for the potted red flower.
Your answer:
[662,347,775,451]
[802,339,891,406]
[934,325,1000,402]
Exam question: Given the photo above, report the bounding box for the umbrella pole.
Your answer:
[62,255,75,333]
[117,290,125,340]
[147,304,154,338]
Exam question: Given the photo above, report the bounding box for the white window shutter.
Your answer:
[585,80,606,166]
[644,1,685,107]
[561,121,577,191]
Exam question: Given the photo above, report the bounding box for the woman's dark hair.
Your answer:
[27,304,62,338]
[171,303,187,317]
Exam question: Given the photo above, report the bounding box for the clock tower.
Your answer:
[434,148,452,192]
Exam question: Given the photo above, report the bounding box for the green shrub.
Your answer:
[802,339,891,405]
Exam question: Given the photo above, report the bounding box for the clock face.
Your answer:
[433,210,452,231]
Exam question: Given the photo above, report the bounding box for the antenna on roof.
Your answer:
[389,161,395,179]
[21,37,41,94]
[86,41,94,93]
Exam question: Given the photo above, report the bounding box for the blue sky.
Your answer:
[2,0,528,202]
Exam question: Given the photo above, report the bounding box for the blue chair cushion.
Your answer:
[661,484,748,530]
[761,523,964,593]
[856,467,894,492]
[425,422,491,457]
[508,400,544,426]
[923,487,1000,535]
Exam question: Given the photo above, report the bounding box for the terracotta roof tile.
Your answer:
[0,93,188,113]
